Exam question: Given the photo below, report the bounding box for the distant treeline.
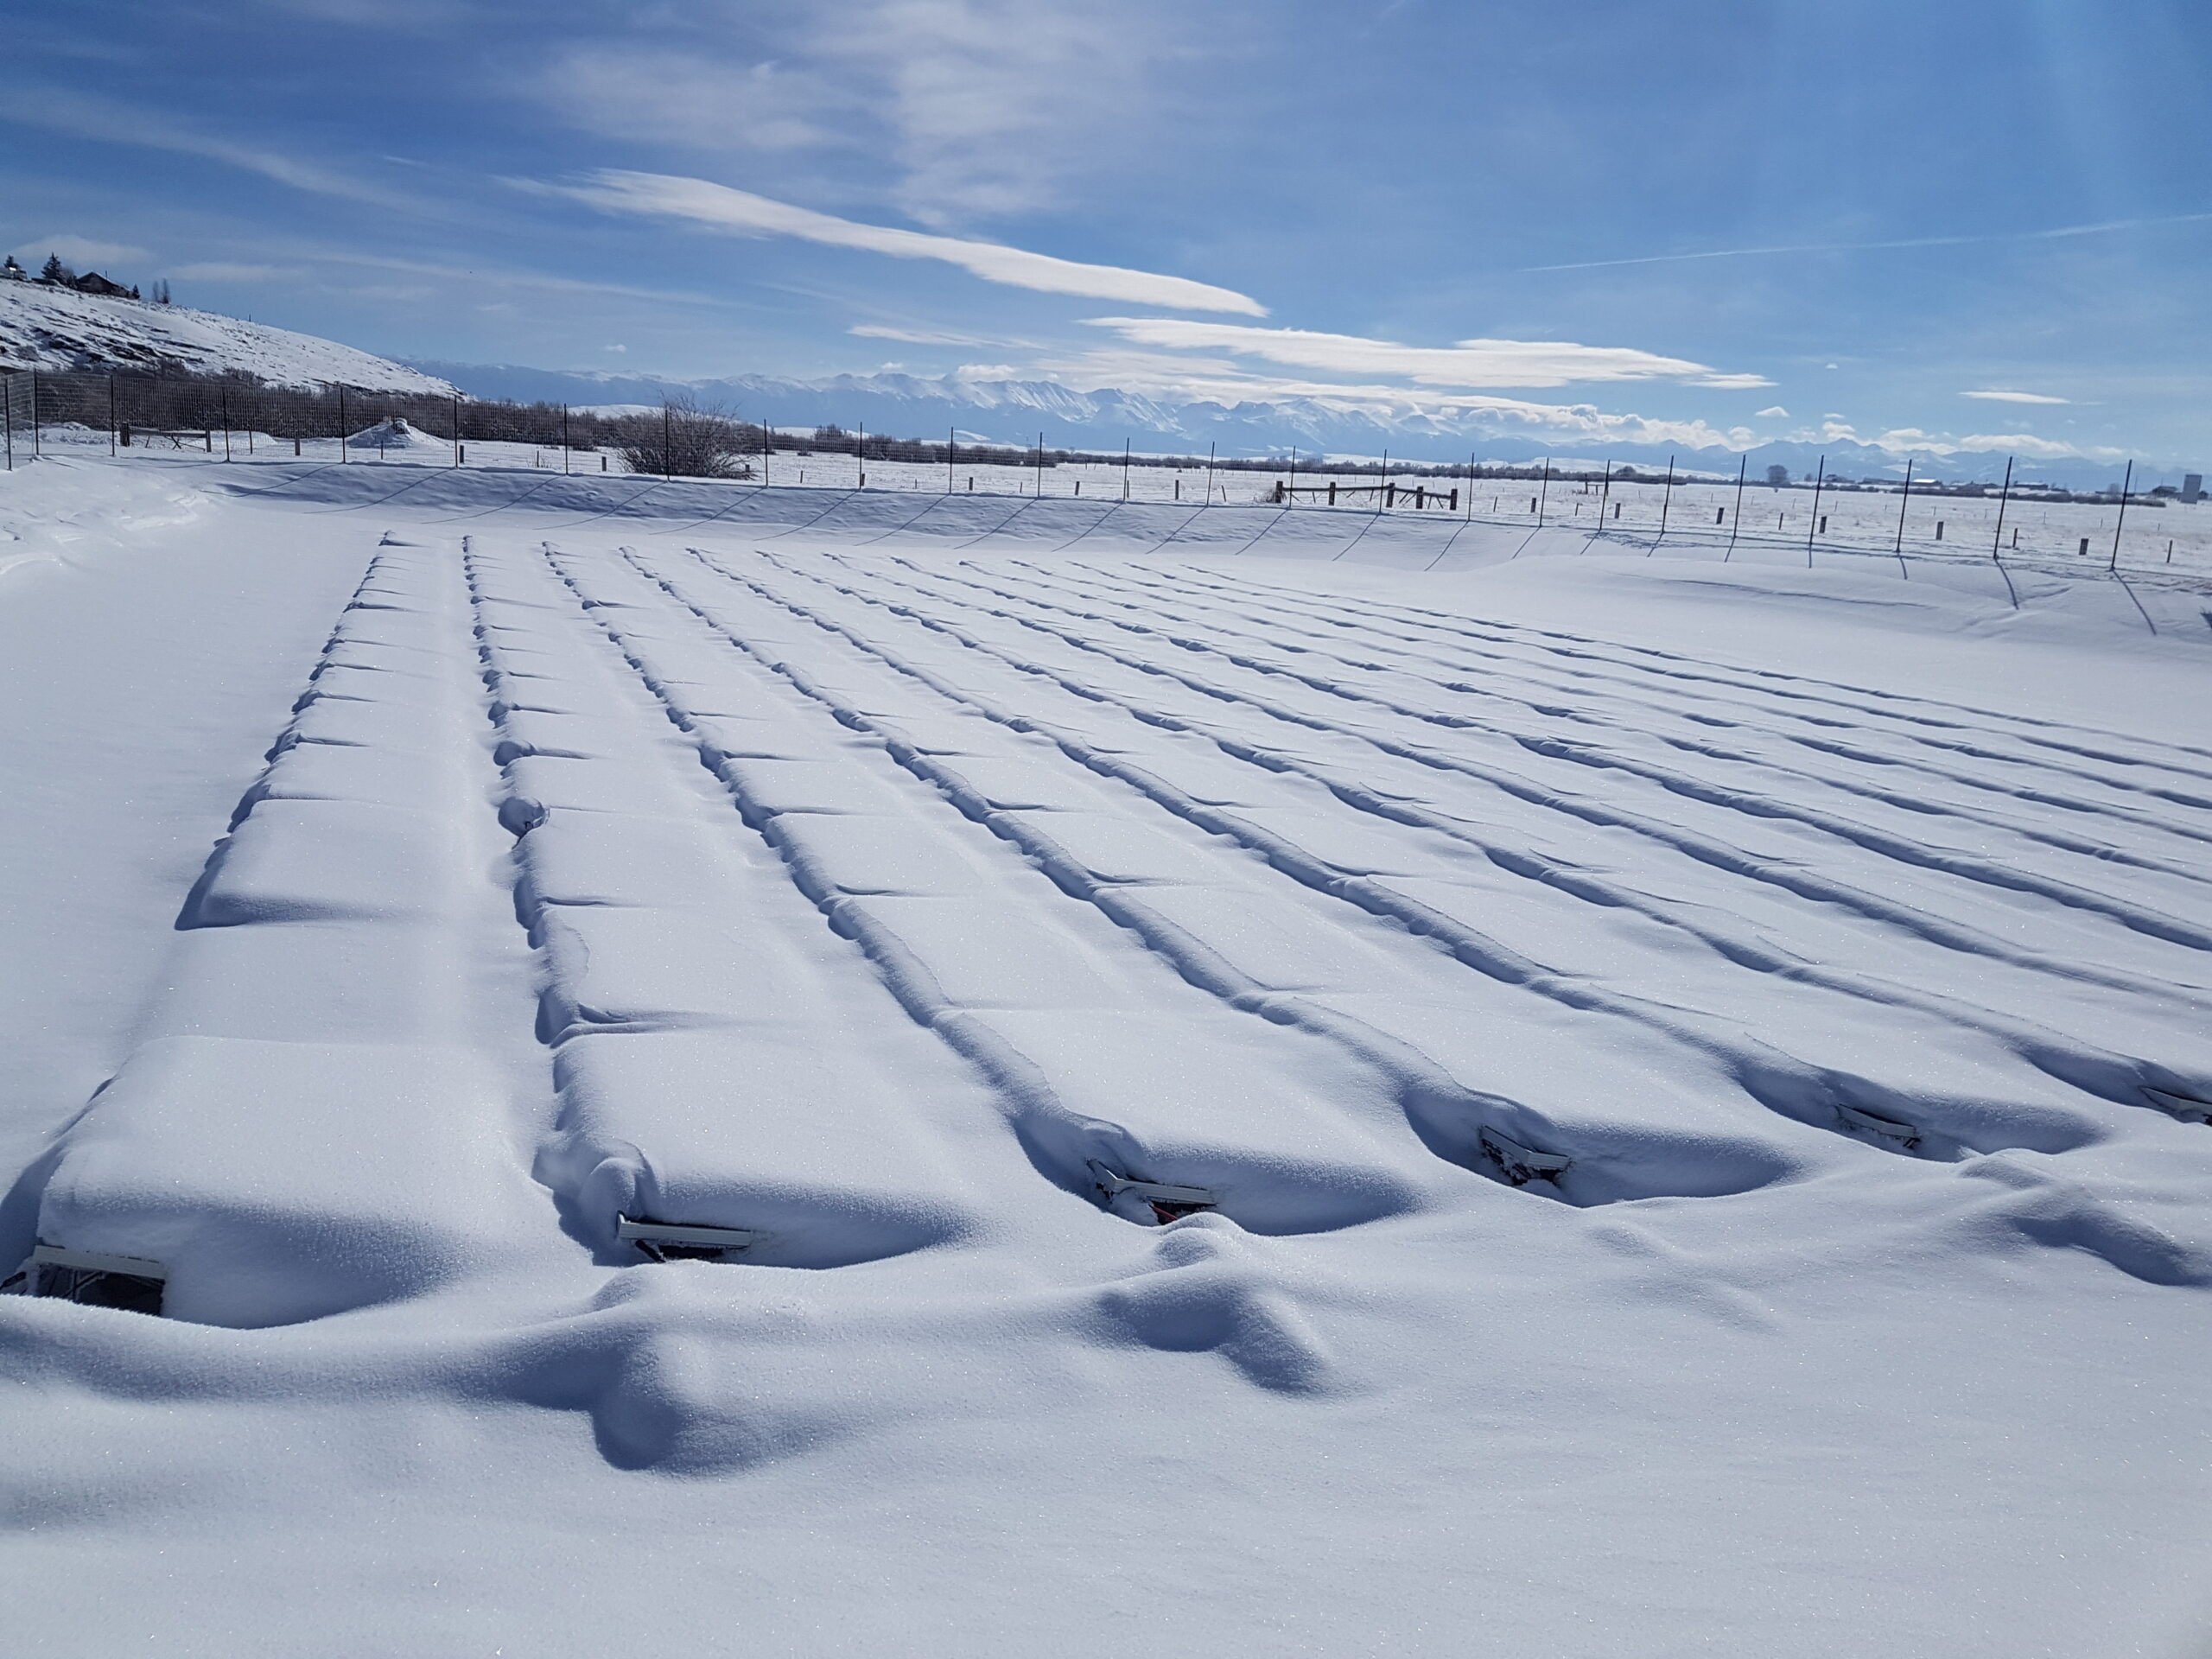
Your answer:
[0,365,2113,497]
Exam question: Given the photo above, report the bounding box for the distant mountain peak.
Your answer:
[412,358,2166,491]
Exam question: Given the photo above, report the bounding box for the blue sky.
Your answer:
[5,0,2209,463]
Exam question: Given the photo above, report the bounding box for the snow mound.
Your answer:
[0,280,454,394]
[345,416,446,454]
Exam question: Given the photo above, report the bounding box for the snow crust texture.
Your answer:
[6,459,2212,1656]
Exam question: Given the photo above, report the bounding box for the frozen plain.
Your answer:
[4,455,2212,1656]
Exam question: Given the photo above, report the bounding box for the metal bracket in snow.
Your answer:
[1479,1129,1572,1186]
[1087,1160,1217,1223]
[1835,1102,1923,1150]
[616,1216,760,1262]
[2145,1087,2212,1124]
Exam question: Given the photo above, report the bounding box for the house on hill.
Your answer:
[22,256,140,300]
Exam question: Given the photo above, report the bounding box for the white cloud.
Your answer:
[9,234,148,270]
[1956,432,2120,459]
[1961,389,2070,404]
[823,0,1177,224]
[602,344,626,353]
[1524,208,2212,275]
[1756,405,1789,417]
[851,323,1028,347]
[550,170,1266,315]
[534,50,844,157]
[1764,416,2118,461]
[1,86,420,211]
[310,248,745,308]
[1028,346,1757,450]
[170,262,301,282]
[1817,426,2120,461]
[1078,317,1758,389]
[534,0,1189,225]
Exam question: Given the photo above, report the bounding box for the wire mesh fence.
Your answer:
[1,365,2200,580]
[1,369,30,469]
[0,365,641,455]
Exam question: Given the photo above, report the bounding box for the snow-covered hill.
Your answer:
[0,280,454,393]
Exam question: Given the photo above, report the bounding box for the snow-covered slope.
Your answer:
[0,280,454,393]
[4,456,2212,1656]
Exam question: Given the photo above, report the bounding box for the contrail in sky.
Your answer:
[1523,210,2212,273]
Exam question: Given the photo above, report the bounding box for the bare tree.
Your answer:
[618,395,755,480]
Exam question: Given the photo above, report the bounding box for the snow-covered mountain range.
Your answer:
[0,280,452,394]
[0,278,2161,491]
[419,359,2177,492]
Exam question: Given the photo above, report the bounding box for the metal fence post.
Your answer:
[1990,455,2013,561]
[2109,459,2133,572]
[1892,459,1912,568]
[1725,452,1745,560]
[1807,455,1827,566]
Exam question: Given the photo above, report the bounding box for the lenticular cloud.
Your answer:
[557,169,1268,316]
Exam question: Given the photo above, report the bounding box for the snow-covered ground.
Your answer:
[24,421,2212,575]
[4,453,2212,1656]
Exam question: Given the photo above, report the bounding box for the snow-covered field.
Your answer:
[29,419,2212,574]
[5,454,2212,1656]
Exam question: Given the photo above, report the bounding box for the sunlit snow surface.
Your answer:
[0,282,455,393]
[5,456,2212,1656]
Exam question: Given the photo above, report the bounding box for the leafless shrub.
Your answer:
[617,395,755,480]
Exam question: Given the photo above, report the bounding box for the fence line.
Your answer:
[0,366,2196,575]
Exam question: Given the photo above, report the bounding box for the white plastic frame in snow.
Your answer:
[1478,1129,1573,1186]
[1834,1102,1923,1151]
[615,1216,760,1261]
[2145,1087,2212,1125]
[4,1243,170,1313]
[1086,1160,1218,1221]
